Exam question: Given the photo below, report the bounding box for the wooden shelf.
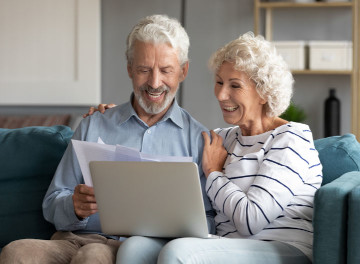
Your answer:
[257,2,353,9]
[292,70,352,75]
[254,0,360,139]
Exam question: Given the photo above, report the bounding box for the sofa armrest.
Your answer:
[313,171,360,264]
[348,184,360,264]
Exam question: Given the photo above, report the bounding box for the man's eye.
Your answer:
[161,69,172,74]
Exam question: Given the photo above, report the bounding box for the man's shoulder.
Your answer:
[179,107,208,132]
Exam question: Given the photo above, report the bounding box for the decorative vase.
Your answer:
[324,88,340,137]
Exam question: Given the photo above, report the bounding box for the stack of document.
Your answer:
[72,138,192,186]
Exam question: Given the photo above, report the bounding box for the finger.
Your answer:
[202,131,210,146]
[77,184,96,196]
[98,104,106,113]
[89,106,95,115]
[105,103,116,109]
[210,130,219,145]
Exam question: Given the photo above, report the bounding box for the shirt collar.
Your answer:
[117,93,184,129]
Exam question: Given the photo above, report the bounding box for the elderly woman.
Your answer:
[88,32,322,263]
[151,32,323,263]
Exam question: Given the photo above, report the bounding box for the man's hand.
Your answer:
[201,130,227,178]
[83,103,117,118]
[73,184,98,219]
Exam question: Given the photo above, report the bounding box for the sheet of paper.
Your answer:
[140,152,192,162]
[72,137,193,187]
[72,139,116,186]
[115,144,141,162]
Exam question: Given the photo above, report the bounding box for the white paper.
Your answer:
[72,138,193,187]
[72,140,116,186]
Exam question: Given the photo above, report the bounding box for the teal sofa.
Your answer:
[0,126,359,264]
[0,125,73,252]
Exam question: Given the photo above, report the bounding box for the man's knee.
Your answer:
[0,239,37,263]
[70,243,116,264]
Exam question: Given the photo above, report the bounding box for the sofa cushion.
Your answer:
[314,133,360,186]
[0,125,73,248]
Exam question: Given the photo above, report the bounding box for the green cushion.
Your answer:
[313,171,360,264]
[348,185,360,264]
[314,134,360,186]
[0,125,73,248]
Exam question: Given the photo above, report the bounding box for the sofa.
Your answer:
[0,125,360,263]
[0,125,73,252]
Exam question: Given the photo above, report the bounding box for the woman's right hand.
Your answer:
[83,103,117,118]
[202,130,228,178]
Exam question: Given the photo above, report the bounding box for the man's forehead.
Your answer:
[132,41,180,66]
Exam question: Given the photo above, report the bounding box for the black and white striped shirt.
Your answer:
[206,122,322,260]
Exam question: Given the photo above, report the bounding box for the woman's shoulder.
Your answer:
[272,121,314,145]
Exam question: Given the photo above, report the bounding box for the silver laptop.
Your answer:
[89,161,209,238]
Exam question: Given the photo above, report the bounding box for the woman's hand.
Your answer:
[202,130,228,178]
[83,103,117,118]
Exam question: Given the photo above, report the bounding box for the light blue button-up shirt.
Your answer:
[43,97,215,237]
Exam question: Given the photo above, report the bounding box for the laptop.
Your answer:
[89,161,210,238]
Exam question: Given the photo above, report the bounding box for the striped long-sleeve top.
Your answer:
[205,122,323,261]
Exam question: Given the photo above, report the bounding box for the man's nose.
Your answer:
[148,70,162,89]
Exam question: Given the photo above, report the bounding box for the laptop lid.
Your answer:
[89,161,209,238]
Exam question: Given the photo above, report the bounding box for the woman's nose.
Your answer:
[215,85,229,101]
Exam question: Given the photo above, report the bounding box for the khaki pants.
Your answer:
[0,231,122,264]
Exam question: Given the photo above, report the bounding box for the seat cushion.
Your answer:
[0,125,73,248]
[314,133,360,186]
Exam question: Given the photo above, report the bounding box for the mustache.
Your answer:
[139,84,170,93]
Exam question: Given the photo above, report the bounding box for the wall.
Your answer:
[0,0,352,139]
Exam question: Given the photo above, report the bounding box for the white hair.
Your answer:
[209,32,294,117]
[126,14,190,66]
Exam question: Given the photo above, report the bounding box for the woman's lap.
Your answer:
[117,236,311,264]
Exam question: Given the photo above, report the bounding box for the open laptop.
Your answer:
[89,161,210,238]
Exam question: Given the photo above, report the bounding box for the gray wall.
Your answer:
[0,0,352,139]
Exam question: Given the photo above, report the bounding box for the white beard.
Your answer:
[134,85,177,115]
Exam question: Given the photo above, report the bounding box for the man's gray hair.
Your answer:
[126,14,190,66]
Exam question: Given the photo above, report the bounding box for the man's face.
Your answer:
[127,41,188,117]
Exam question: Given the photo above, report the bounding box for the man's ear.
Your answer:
[127,64,133,79]
[179,61,189,82]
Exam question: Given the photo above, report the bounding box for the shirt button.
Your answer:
[147,130,151,134]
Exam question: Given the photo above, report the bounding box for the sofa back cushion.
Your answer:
[0,125,73,248]
[314,133,360,186]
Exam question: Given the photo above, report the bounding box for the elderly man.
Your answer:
[0,14,215,264]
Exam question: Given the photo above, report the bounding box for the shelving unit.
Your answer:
[254,0,360,139]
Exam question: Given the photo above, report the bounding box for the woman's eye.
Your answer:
[216,81,223,85]
[232,84,240,89]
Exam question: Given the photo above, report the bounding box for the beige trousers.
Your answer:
[0,231,122,264]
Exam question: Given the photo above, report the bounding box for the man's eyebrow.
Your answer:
[161,66,174,69]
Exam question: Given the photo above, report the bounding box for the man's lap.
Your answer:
[0,231,121,264]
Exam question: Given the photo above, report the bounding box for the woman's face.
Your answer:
[214,62,266,127]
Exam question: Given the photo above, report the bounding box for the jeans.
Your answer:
[116,236,312,264]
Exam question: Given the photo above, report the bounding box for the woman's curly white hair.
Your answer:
[209,32,294,117]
